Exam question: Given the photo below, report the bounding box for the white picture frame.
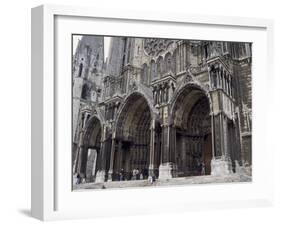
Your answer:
[31,4,274,221]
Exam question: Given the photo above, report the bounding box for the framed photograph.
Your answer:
[31,4,274,221]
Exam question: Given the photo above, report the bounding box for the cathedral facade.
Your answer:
[72,35,252,185]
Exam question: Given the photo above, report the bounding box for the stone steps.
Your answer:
[73,173,251,190]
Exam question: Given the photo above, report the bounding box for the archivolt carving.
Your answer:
[169,82,213,126]
[82,116,102,146]
[114,91,159,137]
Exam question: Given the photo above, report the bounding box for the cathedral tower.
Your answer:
[72,36,104,171]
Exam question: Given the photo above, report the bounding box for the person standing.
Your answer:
[201,162,206,175]
[136,168,140,180]
[119,168,124,181]
[133,168,136,180]
[76,173,81,184]
[140,172,143,180]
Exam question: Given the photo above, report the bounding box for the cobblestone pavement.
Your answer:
[73,173,251,190]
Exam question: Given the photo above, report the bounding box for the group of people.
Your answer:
[118,168,149,181]
[74,163,205,185]
[131,168,142,180]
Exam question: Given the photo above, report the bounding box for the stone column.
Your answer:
[118,140,123,172]
[210,90,233,176]
[168,83,172,100]
[169,125,177,177]
[211,113,215,158]
[95,140,106,183]
[165,83,170,103]
[73,146,80,174]
[148,119,155,178]
[107,136,116,181]
[72,77,84,141]
[74,130,85,174]
[158,123,174,180]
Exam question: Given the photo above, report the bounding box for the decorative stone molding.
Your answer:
[189,64,208,76]
[185,71,194,83]
[144,38,175,57]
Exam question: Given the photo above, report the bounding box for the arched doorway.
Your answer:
[113,93,152,181]
[80,116,102,182]
[171,85,212,177]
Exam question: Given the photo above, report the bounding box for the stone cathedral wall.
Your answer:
[72,36,252,182]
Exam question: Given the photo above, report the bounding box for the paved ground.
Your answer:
[73,173,252,191]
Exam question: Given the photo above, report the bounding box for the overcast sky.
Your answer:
[72,35,111,61]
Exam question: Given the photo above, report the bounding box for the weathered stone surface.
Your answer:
[95,170,106,183]
[73,173,251,190]
[158,163,173,180]
[72,36,252,188]
[211,158,233,176]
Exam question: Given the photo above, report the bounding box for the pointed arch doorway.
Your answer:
[79,116,103,182]
[112,92,154,181]
[171,85,213,177]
